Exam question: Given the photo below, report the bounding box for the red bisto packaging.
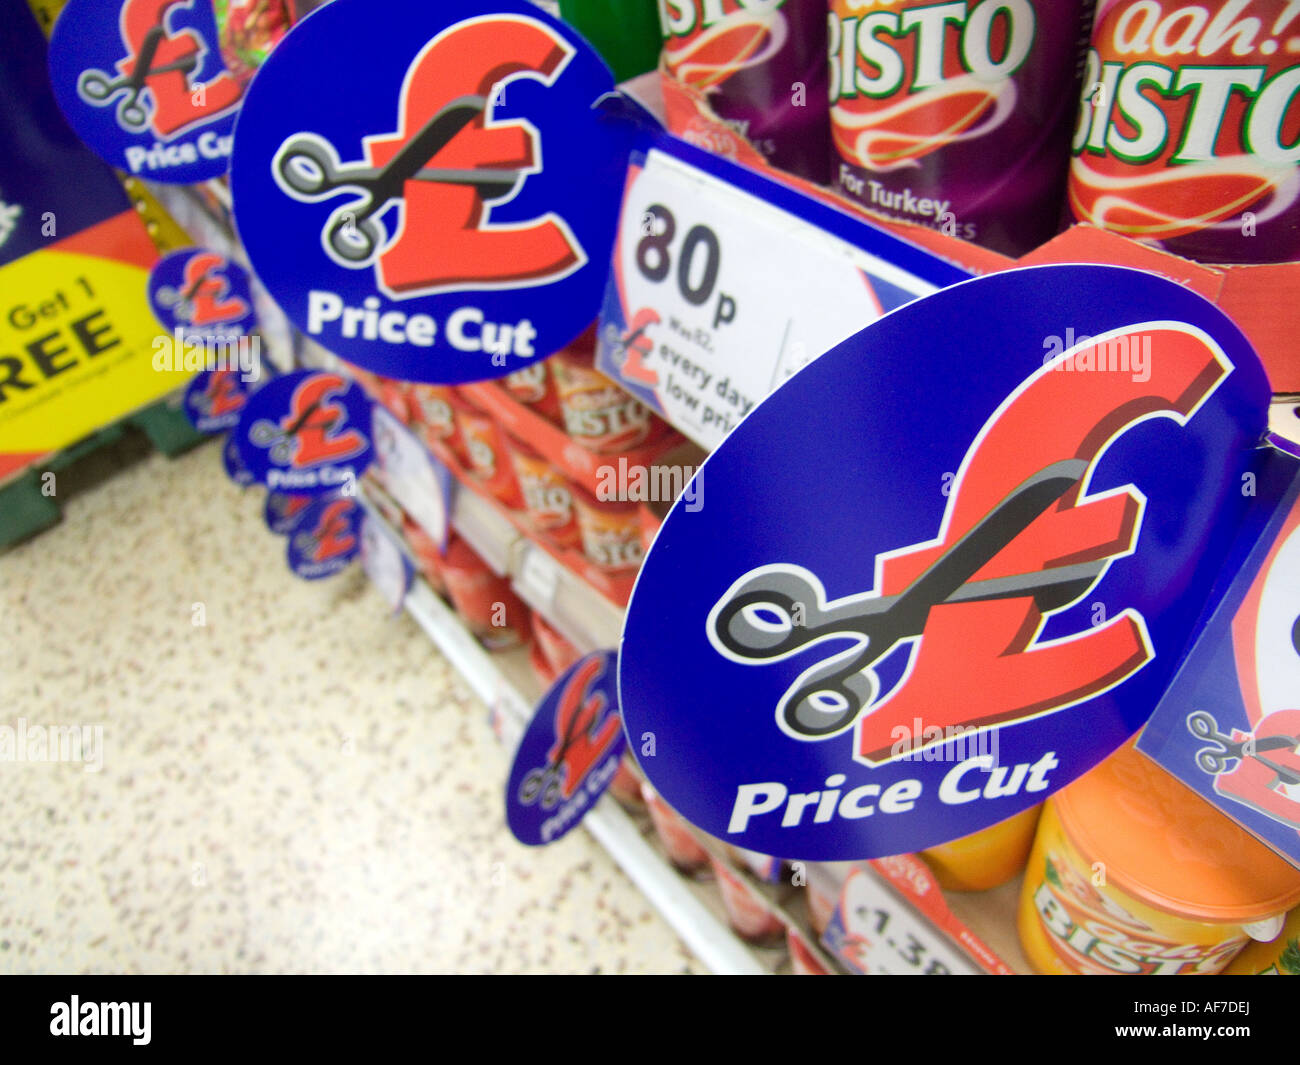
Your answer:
[375,377,412,424]
[506,440,581,548]
[451,391,524,509]
[638,502,662,553]
[406,384,462,458]
[710,856,787,944]
[572,485,647,572]
[828,0,1096,256]
[500,359,563,423]
[1069,0,1300,263]
[551,345,662,454]
[401,515,447,596]
[642,781,711,872]
[530,611,582,678]
[804,863,841,938]
[659,0,832,183]
[440,536,530,651]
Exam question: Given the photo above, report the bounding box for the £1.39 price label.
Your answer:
[595,147,947,450]
[822,867,978,976]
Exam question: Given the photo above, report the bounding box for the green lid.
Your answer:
[559,0,662,83]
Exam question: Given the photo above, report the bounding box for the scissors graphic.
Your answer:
[248,397,337,466]
[77,25,199,132]
[1187,711,1300,783]
[518,745,570,811]
[711,459,1107,739]
[156,262,223,321]
[518,663,616,811]
[292,509,353,561]
[273,95,524,265]
[604,308,661,387]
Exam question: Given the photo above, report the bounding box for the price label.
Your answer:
[517,545,561,610]
[360,514,412,613]
[371,405,452,551]
[822,868,978,976]
[596,147,949,450]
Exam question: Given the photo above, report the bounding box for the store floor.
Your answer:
[0,435,704,974]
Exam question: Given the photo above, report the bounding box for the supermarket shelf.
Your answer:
[363,425,1039,976]
[398,576,767,975]
[506,535,626,654]
[366,430,627,653]
[449,481,519,579]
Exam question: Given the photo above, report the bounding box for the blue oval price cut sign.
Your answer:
[286,495,362,579]
[148,247,257,339]
[229,0,631,384]
[183,369,251,433]
[506,650,626,846]
[619,264,1273,861]
[234,369,373,494]
[48,0,244,183]
[222,432,254,485]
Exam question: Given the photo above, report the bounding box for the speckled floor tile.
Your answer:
[0,438,704,974]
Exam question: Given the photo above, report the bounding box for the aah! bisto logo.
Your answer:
[1069,0,1300,261]
[230,0,624,383]
[660,0,790,92]
[49,0,243,182]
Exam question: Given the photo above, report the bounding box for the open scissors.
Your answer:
[604,308,661,386]
[1186,711,1300,782]
[274,95,523,265]
[77,25,199,132]
[518,661,614,811]
[248,397,338,466]
[518,693,598,811]
[156,262,220,322]
[711,459,1106,739]
[292,507,352,560]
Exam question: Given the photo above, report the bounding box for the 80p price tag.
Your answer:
[598,148,943,451]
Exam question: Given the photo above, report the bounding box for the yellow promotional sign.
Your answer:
[0,248,192,459]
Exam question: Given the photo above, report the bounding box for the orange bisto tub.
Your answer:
[920,805,1042,893]
[1017,742,1300,975]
